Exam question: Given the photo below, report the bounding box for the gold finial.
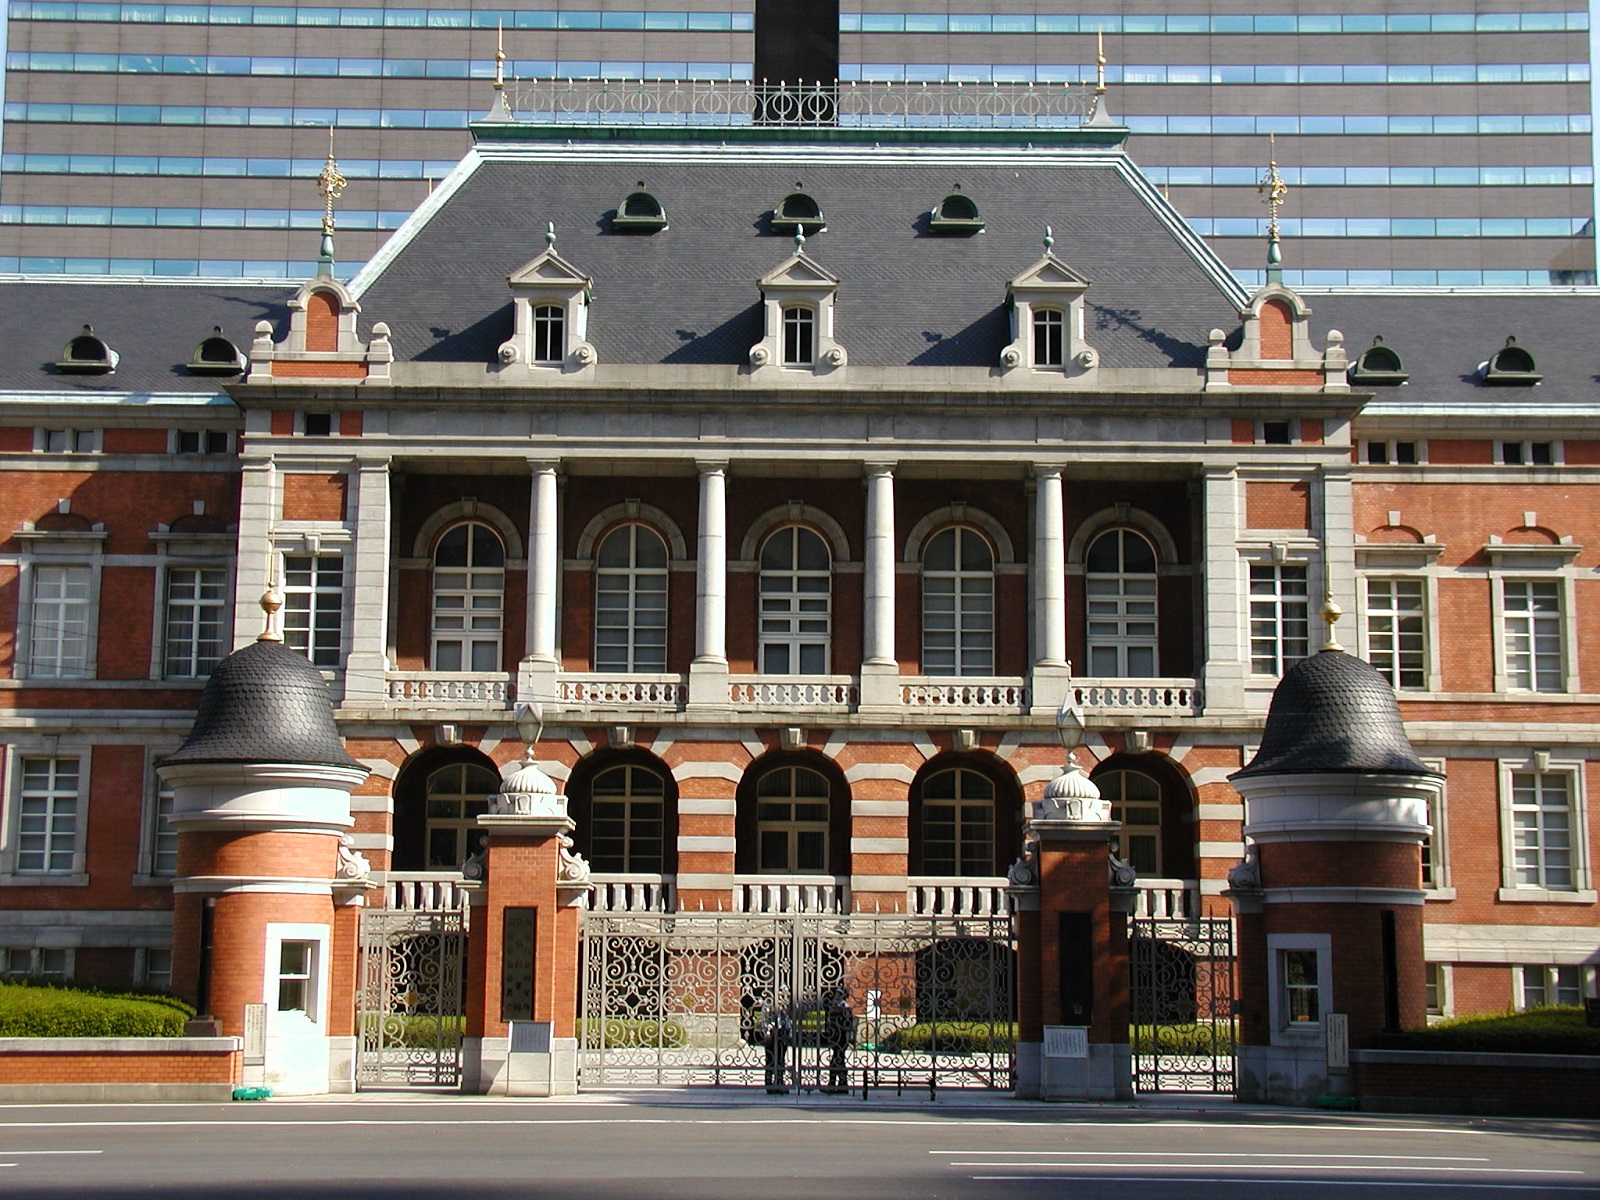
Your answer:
[1320,589,1344,652]
[258,583,284,643]
[1257,132,1289,282]
[317,127,347,237]
[494,20,505,91]
[1095,27,1107,96]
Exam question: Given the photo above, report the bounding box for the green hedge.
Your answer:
[359,1013,465,1048]
[576,1017,688,1048]
[880,1022,1017,1055]
[1380,1007,1600,1056]
[0,980,195,1038]
[1130,1021,1236,1056]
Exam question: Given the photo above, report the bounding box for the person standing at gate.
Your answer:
[762,1005,791,1094]
[823,987,855,1094]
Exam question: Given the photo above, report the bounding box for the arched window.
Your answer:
[782,305,815,366]
[424,761,500,868]
[1099,769,1162,875]
[595,523,668,673]
[1085,528,1158,677]
[919,767,996,877]
[589,764,666,873]
[1032,307,1064,367]
[431,521,505,672]
[532,303,564,364]
[759,526,831,675]
[756,765,831,873]
[922,526,994,676]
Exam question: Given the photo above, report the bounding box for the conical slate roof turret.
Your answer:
[161,591,361,771]
[1233,648,1435,781]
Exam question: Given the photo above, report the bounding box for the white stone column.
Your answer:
[688,460,730,710]
[1201,465,1245,713]
[231,456,277,648]
[519,460,561,701]
[1030,464,1070,712]
[342,457,393,703]
[859,462,899,709]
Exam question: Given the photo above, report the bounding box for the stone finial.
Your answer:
[257,584,284,643]
[490,757,566,818]
[1038,751,1111,823]
[1320,591,1344,652]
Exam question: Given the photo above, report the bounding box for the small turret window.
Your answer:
[613,184,667,232]
[929,190,984,234]
[1348,336,1408,386]
[55,325,117,374]
[772,189,825,235]
[1481,336,1542,386]
[186,326,247,376]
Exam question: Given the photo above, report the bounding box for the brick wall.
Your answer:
[1353,1050,1600,1117]
[0,1039,241,1088]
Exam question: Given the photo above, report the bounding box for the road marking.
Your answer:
[933,1151,1490,1161]
[951,1163,1583,1175]
[0,1150,102,1156]
[971,1177,1600,1192]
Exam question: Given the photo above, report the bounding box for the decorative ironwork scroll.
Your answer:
[1129,915,1237,1094]
[579,911,1015,1090]
[356,908,468,1087]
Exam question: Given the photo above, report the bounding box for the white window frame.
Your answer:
[1495,578,1569,694]
[423,762,499,870]
[1423,962,1452,1020]
[1362,576,1429,691]
[134,751,179,885]
[429,521,506,673]
[24,561,95,679]
[758,526,832,676]
[920,526,995,677]
[263,923,330,1031]
[781,304,816,367]
[161,562,230,679]
[1513,963,1593,1009]
[135,946,173,991]
[171,428,233,455]
[531,303,565,364]
[280,550,346,669]
[1497,439,1560,466]
[2,749,89,884]
[1085,528,1160,678]
[35,427,99,454]
[1031,306,1065,368]
[1358,438,1425,466]
[1266,932,1331,1046]
[1484,539,1581,695]
[1418,759,1452,899]
[589,763,667,874]
[918,766,996,878]
[0,946,74,979]
[1247,561,1312,677]
[1496,756,1594,903]
[593,523,669,674]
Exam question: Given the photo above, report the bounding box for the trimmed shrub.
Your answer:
[358,1013,465,1047]
[575,1018,688,1048]
[0,981,194,1038]
[1381,1007,1600,1056]
[1130,1021,1236,1056]
[880,1022,1018,1055]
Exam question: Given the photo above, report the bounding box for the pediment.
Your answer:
[507,249,593,290]
[1008,254,1092,293]
[758,252,840,290]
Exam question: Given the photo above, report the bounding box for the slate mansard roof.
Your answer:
[352,140,1246,371]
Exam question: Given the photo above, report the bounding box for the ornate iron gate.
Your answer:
[1129,915,1237,1094]
[579,911,1015,1090]
[356,907,468,1087]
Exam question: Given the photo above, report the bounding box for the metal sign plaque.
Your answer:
[1325,1012,1350,1072]
[242,1003,267,1066]
[1044,1026,1089,1059]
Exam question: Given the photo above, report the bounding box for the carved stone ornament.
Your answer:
[1038,751,1111,823]
[1005,841,1039,887]
[572,341,597,366]
[556,831,592,886]
[749,345,771,367]
[823,345,847,368]
[999,345,1023,369]
[335,833,371,883]
[1108,846,1138,889]
[490,758,568,818]
[462,844,488,882]
[1226,843,1262,891]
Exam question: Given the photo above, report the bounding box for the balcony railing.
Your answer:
[907,877,1011,916]
[386,871,475,912]
[732,875,850,913]
[586,873,678,912]
[1131,878,1201,920]
[556,674,687,709]
[728,675,856,710]
[901,678,1029,711]
[1072,678,1202,717]
[386,672,514,706]
[496,77,1102,130]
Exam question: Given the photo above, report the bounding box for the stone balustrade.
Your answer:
[906,877,1011,916]
[728,676,857,709]
[386,672,514,705]
[586,874,678,912]
[732,876,850,913]
[1071,678,1203,716]
[900,679,1030,711]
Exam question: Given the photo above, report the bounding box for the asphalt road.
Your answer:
[0,1095,1595,1200]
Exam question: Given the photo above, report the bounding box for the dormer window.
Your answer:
[532,304,565,364]
[1481,336,1541,386]
[55,325,117,375]
[930,191,984,235]
[1032,308,1065,367]
[186,326,247,376]
[772,190,825,236]
[613,185,667,232]
[782,306,816,366]
[1348,336,1409,386]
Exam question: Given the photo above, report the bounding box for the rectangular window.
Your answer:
[1281,948,1321,1024]
[1501,580,1564,692]
[174,429,231,454]
[276,940,314,1012]
[781,306,814,366]
[40,427,95,452]
[532,304,564,364]
[0,947,71,978]
[1032,308,1064,367]
[1509,771,1575,890]
[139,947,173,990]
[281,553,344,667]
[1500,440,1556,466]
[16,757,79,874]
[301,411,333,437]
[1261,421,1292,445]
[1518,964,1583,1009]
[1249,564,1309,675]
[1423,963,1445,1016]
[28,563,92,678]
[164,566,228,677]
[1365,578,1427,690]
[149,779,178,877]
[1420,785,1445,890]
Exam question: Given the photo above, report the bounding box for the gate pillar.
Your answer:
[1013,747,1133,1101]
[1226,615,1440,1107]
[462,712,592,1096]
